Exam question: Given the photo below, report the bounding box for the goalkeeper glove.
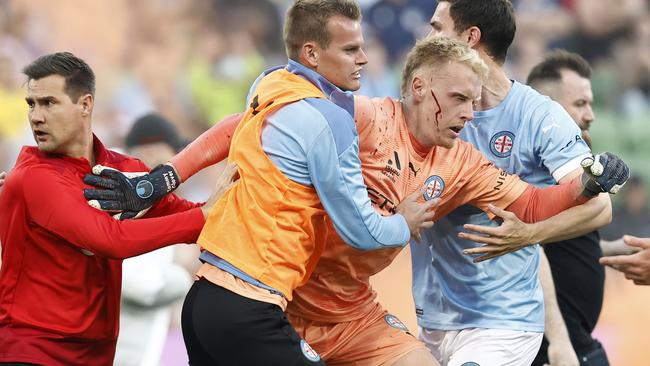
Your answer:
[580,152,630,197]
[83,164,180,220]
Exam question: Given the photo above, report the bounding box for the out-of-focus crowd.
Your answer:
[0,0,286,172]
[1,0,649,174]
[0,0,649,364]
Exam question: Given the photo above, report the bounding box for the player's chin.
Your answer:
[36,141,55,152]
[440,137,457,149]
[346,79,361,92]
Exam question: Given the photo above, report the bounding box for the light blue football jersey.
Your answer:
[411,81,591,332]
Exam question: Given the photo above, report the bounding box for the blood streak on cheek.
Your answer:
[430,89,443,128]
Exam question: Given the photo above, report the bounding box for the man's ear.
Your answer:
[411,76,425,101]
[299,42,319,68]
[79,94,94,116]
[466,26,481,49]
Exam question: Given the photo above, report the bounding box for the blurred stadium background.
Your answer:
[0,0,648,364]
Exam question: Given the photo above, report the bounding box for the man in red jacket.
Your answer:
[0,52,231,366]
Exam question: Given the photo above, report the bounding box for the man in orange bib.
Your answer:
[85,1,436,365]
[85,35,629,365]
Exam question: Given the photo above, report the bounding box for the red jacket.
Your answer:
[0,137,204,365]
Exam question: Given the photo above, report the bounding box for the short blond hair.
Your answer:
[401,37,488,96]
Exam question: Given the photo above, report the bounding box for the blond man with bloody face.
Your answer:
[413,1,621,365]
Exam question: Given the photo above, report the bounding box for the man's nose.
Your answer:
[30,107,45,124]
[357,49,368,66]
[583,105,595,126]
[462,103,474,121]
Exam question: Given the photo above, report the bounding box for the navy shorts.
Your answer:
[181,278,325,366]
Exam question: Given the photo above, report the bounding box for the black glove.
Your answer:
[580,152,630,197]
[83,164,180,219]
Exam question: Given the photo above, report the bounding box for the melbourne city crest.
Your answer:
[423,175,445,201]
[489,131,515,158]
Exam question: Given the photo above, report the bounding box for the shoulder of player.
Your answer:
[13,147,69,180]
[513,83,574,127]
[354,95,395,112]
[453,138,476,153]
[287,97,357,140]
[512,84,550,117]
[18,151,145,188]
[270,98,344,127]
[303,97,354,126]
[102,149,149,171]
[354,95,399,128]
[12,162,68,197]
[446,138,486,164]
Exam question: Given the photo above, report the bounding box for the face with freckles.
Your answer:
[408,62,482,149]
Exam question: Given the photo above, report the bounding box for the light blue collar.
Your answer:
[282,59,355,117]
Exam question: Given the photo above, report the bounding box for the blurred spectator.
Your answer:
[611,11,650,117]
[556,0,645,63]
[113,113,194,366]
[107,0,201,147]
[0,55,27,140]
[0,2,33,140]
[186,0,279,125]
[364,0,433,63]
[601,175,650,241]
[508,0,574,81]
[0,1,41,73]
[211,0,284,59]
[357,37,400,98]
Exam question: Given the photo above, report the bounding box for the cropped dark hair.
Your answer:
[527,49,592,86]
[440,0,516,64]
[23,52,95,101]
[284,0,361,60]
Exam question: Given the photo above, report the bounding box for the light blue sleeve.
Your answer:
[532,100,591,182]
[262,98,410,250]
[307,128,410,250]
